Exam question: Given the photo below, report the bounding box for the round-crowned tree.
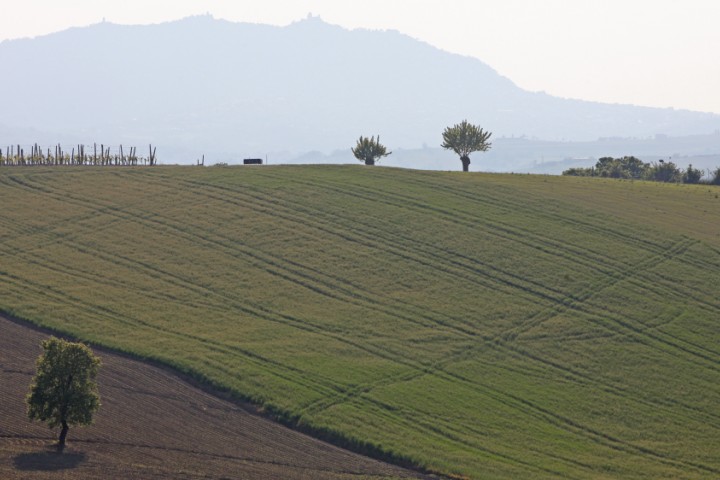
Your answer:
[352,135,391,165]
[27,337,101,451]
[441,120,492,172]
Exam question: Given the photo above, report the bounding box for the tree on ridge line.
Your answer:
[352,135,391,166]
[441,120,492,172]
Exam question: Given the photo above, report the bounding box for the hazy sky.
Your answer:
[3,0,719,114]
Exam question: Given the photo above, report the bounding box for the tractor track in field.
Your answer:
[0,314,438,480]
[127,172,720,463]
[6,170,720,338]
[7,169,720,436]
[292,168,719,296]
[0,172,486,340]
[251,173,719,359]
[148,170,720,367]
[7,171,718,382]
[2,169,718,478]
[6,172,517,330]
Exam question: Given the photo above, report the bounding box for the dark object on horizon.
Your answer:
[243,158,263,165]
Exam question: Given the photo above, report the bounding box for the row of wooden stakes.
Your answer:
[0,143,157,166]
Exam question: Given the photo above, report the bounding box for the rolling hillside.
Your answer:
[2,15,720,163]
[0,165,718,479]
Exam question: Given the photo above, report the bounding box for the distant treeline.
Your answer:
[563,156,720,185]
[0,143,157,167]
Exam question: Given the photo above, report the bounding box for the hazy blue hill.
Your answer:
[1,15,719,163]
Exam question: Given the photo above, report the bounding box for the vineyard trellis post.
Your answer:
[1,143,155,167]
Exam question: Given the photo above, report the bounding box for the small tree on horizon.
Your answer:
[645,160,682,183]
[352,135,391,165]
[683,164,703,184]
[441,120,492,172]
[27,337,101,451]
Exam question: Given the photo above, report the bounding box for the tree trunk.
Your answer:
[461,155,471,172]
[57,420,69,451]
[365,158,375,166]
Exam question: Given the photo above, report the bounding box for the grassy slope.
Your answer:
[0,165,718,479]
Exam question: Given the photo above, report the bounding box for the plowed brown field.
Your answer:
[0,315,436,479]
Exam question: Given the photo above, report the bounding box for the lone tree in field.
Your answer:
[27,337,101,451]
[352,135,391,165]
[441,120,492,172]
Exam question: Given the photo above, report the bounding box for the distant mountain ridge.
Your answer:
[1,15,719,164]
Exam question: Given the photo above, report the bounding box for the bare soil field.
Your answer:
[0,315,435,479]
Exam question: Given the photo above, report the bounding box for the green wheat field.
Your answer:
[1,165,718,479]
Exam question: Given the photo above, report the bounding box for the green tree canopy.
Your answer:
[441,120,492,171]
[645,160,682,183]
[683,164,703,184]
[562,156,709,184]
[27,337,101,450]
[351,135,391,166]
[594,156,647,179]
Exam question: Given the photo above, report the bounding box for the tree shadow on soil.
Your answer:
[14,449,86,471]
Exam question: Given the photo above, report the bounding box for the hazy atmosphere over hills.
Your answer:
[1,15,719,169]
[2,4,720,478]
